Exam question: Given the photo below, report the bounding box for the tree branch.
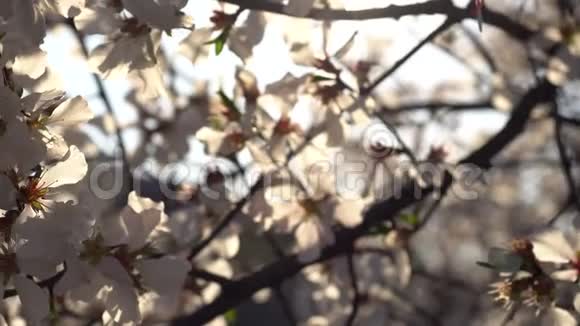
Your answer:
[382,100,492,115]
[221,0,535,41]
[67,19,134,198]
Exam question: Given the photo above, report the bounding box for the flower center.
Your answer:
[25,114,50,130]
[298,198,319,218]
[120,18,150,36]
[274,116,298,135]
[80,234,109,265]
[571,251,580,275]
[19,177,51,212]
[225,131,246,148]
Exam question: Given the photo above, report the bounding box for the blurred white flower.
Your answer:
[22,91,94,159]
[89,19,162,79]
[196,122,247,157]
[100,191,170,251]
[532,228,580,282]
[0,0,46,63]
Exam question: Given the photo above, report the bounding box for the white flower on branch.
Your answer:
[532,228,580,282]
[12,201,94,279]
[22,90,94,159]
[100,191,170,251]
[89,19,162,79]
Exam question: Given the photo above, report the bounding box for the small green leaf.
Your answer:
[215,35,226,55]
[399,213,419,227]
[217,90,241,121]
[208,115,225,130]
[310,74,335,83]
[205,25,232,56]
[368,224,390,235]
[224,309,237,325]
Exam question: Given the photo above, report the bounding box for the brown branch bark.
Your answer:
[221,0,535,41]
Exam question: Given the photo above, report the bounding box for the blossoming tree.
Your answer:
[1,0,580,325]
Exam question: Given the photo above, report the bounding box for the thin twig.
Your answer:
[265,232,298,326]
[547,196,573,226]
[188,176,264,260]
[460,25,497,73]
[382,100,492,115]
[556,113,580,127]
[67,19,134,195]
[553,101,580,213]
[345,254,361,326]
[362,19,455,95]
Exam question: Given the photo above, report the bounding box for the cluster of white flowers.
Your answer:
[0,1,196,324]
[483,229,580,325]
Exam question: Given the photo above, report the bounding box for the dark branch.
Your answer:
[221,0,535,42]
[66,19,134,199]
[345,254,361,326]
[382,100,492,115]
[190,269,233,286]
[553,103,580,212]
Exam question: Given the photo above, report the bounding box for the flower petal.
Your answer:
[41,145,88,187]
[546,307,577,326]
[48,96,93,127]
[14,274,50,325]
[532,229,575,263]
